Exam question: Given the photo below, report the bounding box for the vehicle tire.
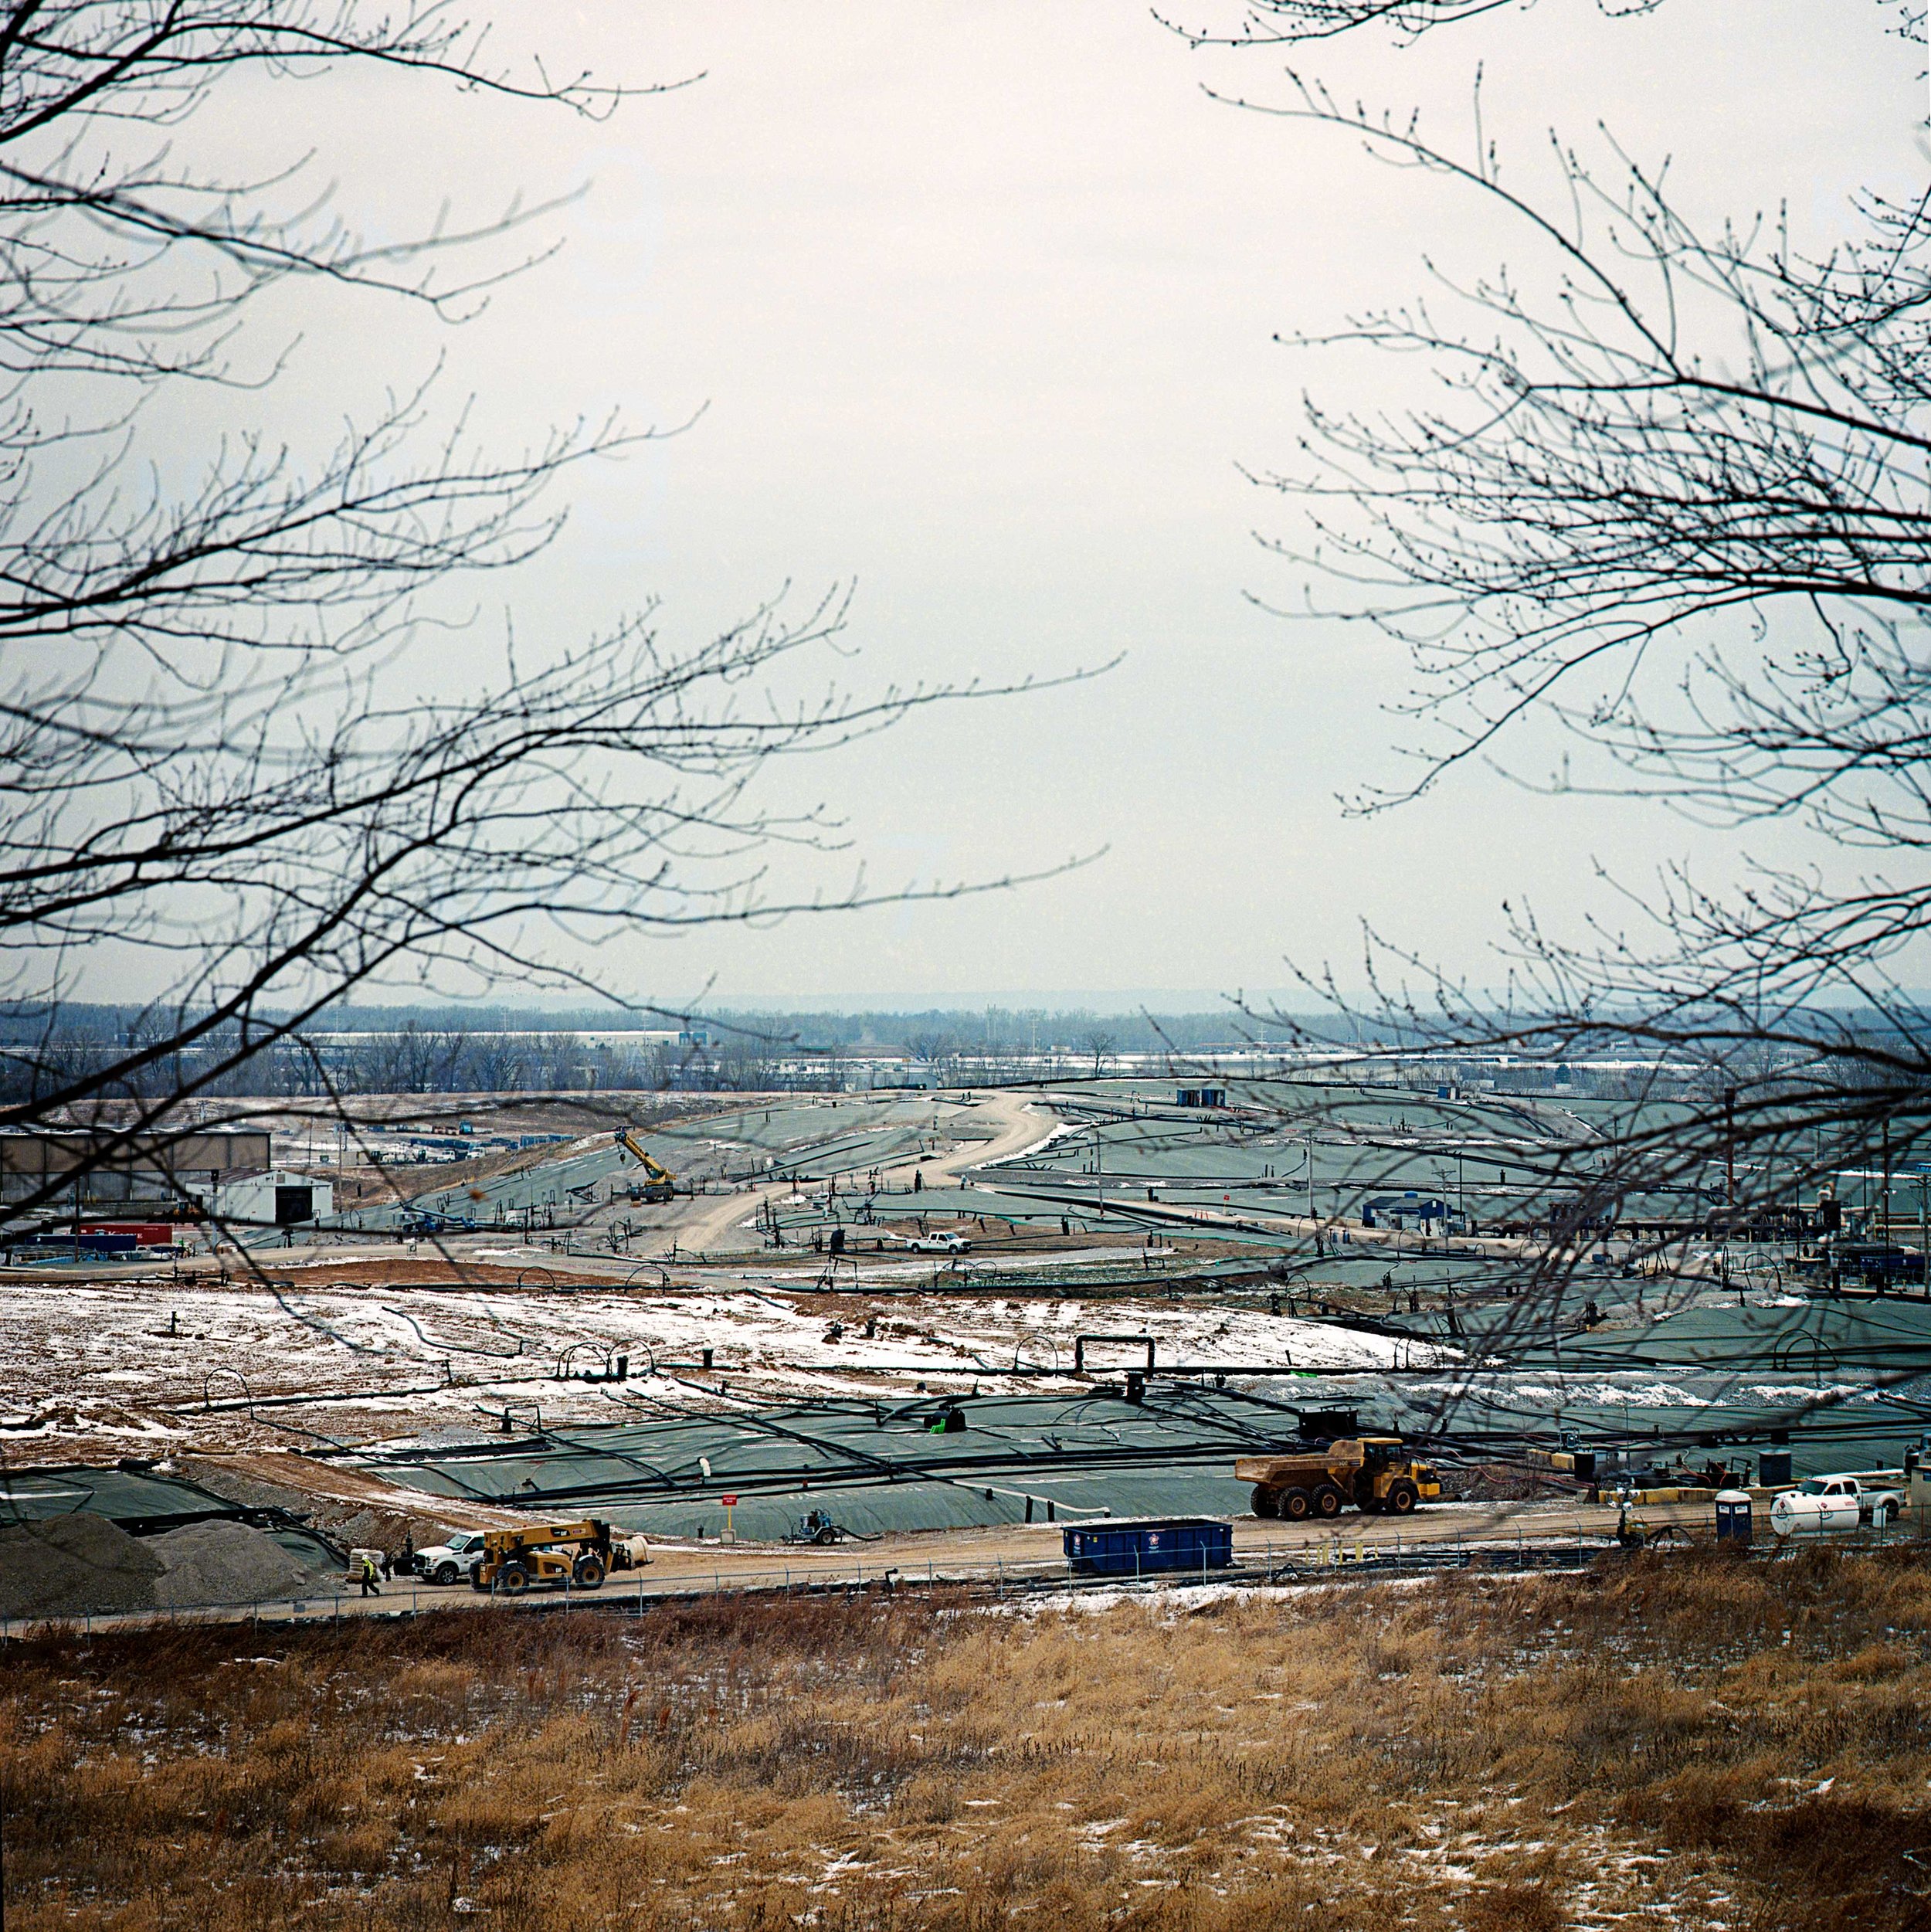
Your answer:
[498,1561,531,1594]
[1386,1480,1420,1516]
[1281,1487,1313,1522]
[1251,1485,1279,1519]
[573,1553,606,1588]
[433,1561,459,1586]
[813,1523,838,1545]
[469,1565,487,1592]
[1313,1484,1345,1519]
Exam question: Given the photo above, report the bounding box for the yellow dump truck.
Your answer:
[1237,1438,1442,1521]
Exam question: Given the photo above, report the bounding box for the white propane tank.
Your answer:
[1770,1486,1860,1536]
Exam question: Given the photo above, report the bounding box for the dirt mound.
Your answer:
[148,1519,327,1608]
[0,1513,163,1620]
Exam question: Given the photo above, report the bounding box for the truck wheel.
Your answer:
[1313,1484,1345,1519]
[573,1554,606,1588]
[469,1565,487,1592]
[497,1562,531,1594]
[1386,1480,1419,1516]
[1251,1486,1279,1519]
[1281,1488,1312,1522]
[433,1561,458,1585]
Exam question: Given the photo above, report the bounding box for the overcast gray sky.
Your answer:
[206,2,1918,1010]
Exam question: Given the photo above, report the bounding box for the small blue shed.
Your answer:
[1063,1517,1234,1577]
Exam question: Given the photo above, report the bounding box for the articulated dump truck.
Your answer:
[1237,1437,1442,1522]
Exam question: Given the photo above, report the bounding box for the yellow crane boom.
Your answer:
[615,1128,677,1201]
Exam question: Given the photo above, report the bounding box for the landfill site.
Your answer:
[5,1067,1929,1625]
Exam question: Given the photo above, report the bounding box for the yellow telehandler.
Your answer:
[471,1519,622,1594]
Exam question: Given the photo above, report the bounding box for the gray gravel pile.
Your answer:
[0,1513,164,1620]
[148,1519,326,1608]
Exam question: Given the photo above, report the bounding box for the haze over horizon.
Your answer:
[79,2,1922,1009]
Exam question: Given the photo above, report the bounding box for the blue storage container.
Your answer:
[1062,1516,1234,1577]
[23,1231,138,1257]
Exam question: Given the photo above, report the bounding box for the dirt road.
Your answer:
[22,1494,1737,1638]
[671,1090,1058,1257]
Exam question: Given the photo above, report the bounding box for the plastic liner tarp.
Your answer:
[586,1464,1257,1542]
[0,1464,255,1533]
[1373,1369,1929,1482]
[351,1387,1301,1536]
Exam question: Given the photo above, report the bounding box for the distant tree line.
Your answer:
[4,998,1858,1105]
[0,1017,811,1102]
[0,1000,1312,1101]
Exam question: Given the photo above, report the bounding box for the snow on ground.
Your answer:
[0,1276,1412,1458]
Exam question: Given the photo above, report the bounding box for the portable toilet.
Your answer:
[1714,1489,1753,1548]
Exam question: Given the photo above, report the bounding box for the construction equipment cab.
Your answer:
[615,1129,677,1203]
[1237,1438,1442,1522]
[471,1520,619,1594]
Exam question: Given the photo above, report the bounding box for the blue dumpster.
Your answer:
[1062,1517,1234,1577]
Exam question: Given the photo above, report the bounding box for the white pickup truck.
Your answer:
[1769,1474,1904,1536]
[412,1530,487,1584]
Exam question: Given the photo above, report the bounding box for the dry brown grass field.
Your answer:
[5,1551,1931,1930]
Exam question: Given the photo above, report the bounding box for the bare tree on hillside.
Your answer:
[1170,18,1931,1404]
[0,5,1083,1240]
[1078,1026,1120,1078]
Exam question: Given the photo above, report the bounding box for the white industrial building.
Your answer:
[200,1168,334,1228]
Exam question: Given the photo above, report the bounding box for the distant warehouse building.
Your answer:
[0,1129,270,1210]
[0,1131,330,1227]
